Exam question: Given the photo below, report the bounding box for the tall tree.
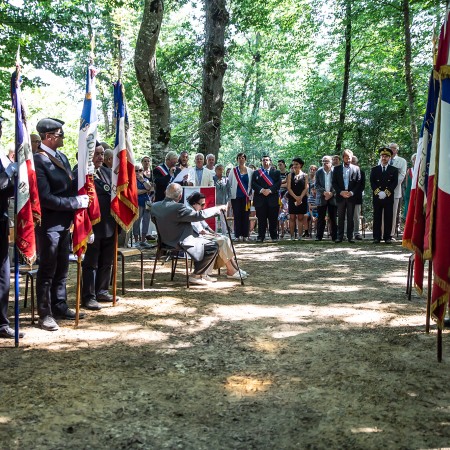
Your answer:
[135,0,171,163]
[198,0,229,157]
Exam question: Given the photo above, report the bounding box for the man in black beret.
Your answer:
[370,147,399,243]
[34,118,90,331]
[0,116,25,338]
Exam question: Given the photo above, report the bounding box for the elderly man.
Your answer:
[388,142,407,239]
[188,153,214,187]
[332,149,362,243]
[153,151,182,202]
[205,153,216,172]
[103,148,113,169]
[370,147,398,243]
[151,183,226,285]
[315,155,337,241]
[252,155,281,242]
[30,134,41,154]
[34,118,89,331]
[81,143,117,310]
[0,116,24,339]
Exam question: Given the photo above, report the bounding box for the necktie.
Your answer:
[383,166,386,173]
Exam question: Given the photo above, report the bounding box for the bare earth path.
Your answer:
[1,241,449,449]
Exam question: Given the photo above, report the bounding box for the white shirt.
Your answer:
[390,155,407,198]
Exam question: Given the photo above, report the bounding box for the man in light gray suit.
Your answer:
[151,183,226,285]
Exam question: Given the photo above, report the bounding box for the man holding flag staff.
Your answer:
[0,116,24,339]
[34,118,89,331]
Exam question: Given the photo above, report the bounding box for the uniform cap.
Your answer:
[36,118,65,133]
[379,147,393,157]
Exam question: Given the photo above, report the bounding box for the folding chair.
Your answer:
[150,218,191,288]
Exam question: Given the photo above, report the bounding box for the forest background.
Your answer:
[0,0,445,180]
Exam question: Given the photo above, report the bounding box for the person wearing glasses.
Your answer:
[187,192,248,279]
[315,156,337,241]
[34,118,90,331]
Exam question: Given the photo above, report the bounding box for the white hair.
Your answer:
[165,183,183,200]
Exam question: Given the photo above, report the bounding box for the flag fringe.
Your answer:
[73,231,93,262]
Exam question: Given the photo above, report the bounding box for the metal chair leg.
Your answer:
[140,252,144,290]
[122,255,125,295]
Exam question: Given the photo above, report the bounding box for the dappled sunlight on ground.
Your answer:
[224,375,273,398]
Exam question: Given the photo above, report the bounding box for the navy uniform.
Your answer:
[34,118,88,331]
[370,147,398,243]
[251,157,281,242]
[81,165,116,309]
[0,116,24,338]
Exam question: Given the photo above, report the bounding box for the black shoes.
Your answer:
[385,239,393,244]
[82,299,102,310]
[54,309,86,321]
[348,239,356,244]
[0,326,25,339]
[335,239,342,243]
[256,238,264,243]
[355,235,363,240]
[373,239,381,244]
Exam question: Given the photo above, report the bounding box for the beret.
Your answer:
[36,118,65,133]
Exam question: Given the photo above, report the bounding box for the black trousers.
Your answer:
[337,199,355,240]
[36,228,71,318]
[231,197,250,238]
[193,242,218,275]
[255,201,279,240]
[373,198,394,241]
[0,221,10,329]
[317,202,337,240]
[82,235,114,302]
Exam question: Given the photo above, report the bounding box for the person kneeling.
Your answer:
[187,192,248,279]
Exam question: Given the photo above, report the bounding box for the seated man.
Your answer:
[151,183,226,285]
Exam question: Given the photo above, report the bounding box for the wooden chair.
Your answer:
[150,218,190,288]
[117,248,144,294]
[406,253,414,301]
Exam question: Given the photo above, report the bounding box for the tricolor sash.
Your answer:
[258,168,274,187]
[234,167,250,198]
[156,164,169,176]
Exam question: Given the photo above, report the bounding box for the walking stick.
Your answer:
[75,260,81,327]
[221,210,244,286]
[112,224,118,306]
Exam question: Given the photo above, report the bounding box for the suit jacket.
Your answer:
[332,164,362,203]
[251,168,281,208]
[151,198,221,261]
[0,159,14,222]
[153,164,182,202]
[370,165,398,201]
[34,148,78,231]
[93,166,116,239]
[315,167,336,207]
[187,167,214,187]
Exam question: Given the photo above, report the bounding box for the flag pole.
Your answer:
[13,53,21,347]
[426,260,432,334]
[75,261,81,327]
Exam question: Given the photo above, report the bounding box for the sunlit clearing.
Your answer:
[251,339,282,352]
[225,375,273,397]
[271,330,307,339]
[351,427,383,433]
[0,416,11,424]
[377,271,407,285]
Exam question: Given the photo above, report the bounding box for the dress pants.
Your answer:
[193,242,218,275]
[337,199,355,240]
[231,197,250,238]
[0,221,10,330]
[36,228,71,318]
[256,200,278,240]
[353,204,362,236]
[82,235,114,302]
[317,202,337,240]
[373,198,394,241]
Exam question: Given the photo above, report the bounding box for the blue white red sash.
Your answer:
[156,164,169,176]
[234,167,250,199]
[258,168,274,187]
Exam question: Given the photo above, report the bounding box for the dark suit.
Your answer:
[82,167,116,302]
[370,164,398,241]
[151,198,219,275]
[153,164,181,202]
[332,164,361,241]
[315,167,337,240]
[34,148,79,318]
[0,160,14,330]
[251,168,281,240]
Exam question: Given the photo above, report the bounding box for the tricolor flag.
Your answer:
[111,81,138,231]
[73,65,101,261]
[10,67,41,265]
[183,186,216,230]
[402,70,439,293]
[430,11,450,328]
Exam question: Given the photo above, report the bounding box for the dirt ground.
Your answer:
[1,239,450,449]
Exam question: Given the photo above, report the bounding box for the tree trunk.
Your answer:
[134,0,170,163]
[402,0,418,150]
[198,0,229,158]
[335,0,352,155]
